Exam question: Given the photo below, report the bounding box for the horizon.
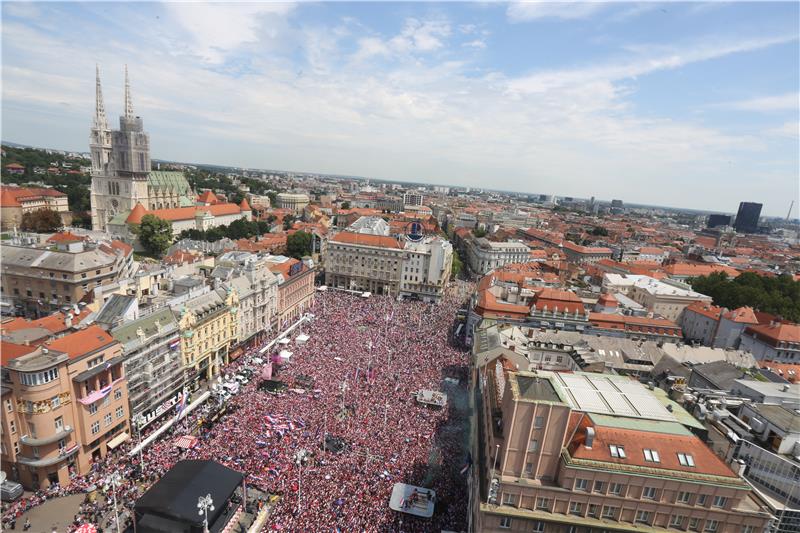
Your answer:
[2,2,798,217]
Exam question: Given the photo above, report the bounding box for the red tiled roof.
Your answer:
[723,306,758,324]
[663,263,740,278]
[126,202,242,224]
[569,422,738,478]
[532,288,585,315]
[239,197,251,211]
[589,312,682,335]
[109,240,133,256]
[45,325,117,360]
[758,361,799,383]
[0,186,66,207]
[1,309,91,336]
[125,202,148,223]
[198,190,219,204]
[684,301,723,321]
[5,163,24,169]
[46,231,86,244]
[0,341,35,365]
[331,231,402,249]
[745,322,800,345]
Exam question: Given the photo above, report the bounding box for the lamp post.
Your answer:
[134,414,146,472]
[105,472,121,533]
[197,494,214,533]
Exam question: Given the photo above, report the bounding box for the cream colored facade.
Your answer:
[276,192,310,213]
[175,288,239,386]
[0,328,130,490]
[472,368,771,533]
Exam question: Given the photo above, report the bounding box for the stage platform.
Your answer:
[388,483,435,518]
[415,390,447,408]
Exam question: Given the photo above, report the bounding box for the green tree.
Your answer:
[451,252,463,278]
[286,231,312,259]
[21,208,62,233]
[689,272,800,322]
[283,214,296,230]
[590,226,609,236]
[132,215,172,257]
[472,227,487,238]
[340,201,351,210]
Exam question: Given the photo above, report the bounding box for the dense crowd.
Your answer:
[3,284,473,532]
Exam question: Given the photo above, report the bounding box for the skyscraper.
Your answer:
[734,202,763,233]
[707,213,732,228]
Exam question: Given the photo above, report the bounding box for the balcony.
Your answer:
[20,426,74,447]
[17,444,78,468]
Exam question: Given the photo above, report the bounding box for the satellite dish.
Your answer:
[0,471,7,483]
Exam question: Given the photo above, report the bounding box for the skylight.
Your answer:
[643,449,660,463]
[609,444,626,458]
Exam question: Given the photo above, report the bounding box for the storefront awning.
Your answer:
[106,432,130,450]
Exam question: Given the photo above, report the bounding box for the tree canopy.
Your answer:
[689,271,800,322]
[133,215,172,258]
[287,231,313,259]
[21,208,62,233]
[451,251,463,278]
[177,219,274,243]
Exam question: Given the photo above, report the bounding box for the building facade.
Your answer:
[0,326,130,489]
[734,202,762,234]
[324,232,405,296]
[739,322,800,363]
[266,257,316,328]
[472,369,771,533]
[0,187,70,231]
[276,193,310,213]
[174,288,239,388]
[220,253,280,343]
[465,237,531,275]
[399,237,453,302]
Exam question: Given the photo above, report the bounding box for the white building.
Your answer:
[604,274,712,322]
[216,252,280,342]
[276,192,310,213]
[403,191,424,207]
[739,322,800,363]
[348,216,390,236]
[399,237,453,302]
[464,237,531,275]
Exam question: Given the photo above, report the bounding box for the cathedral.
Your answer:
[89,66,194,232]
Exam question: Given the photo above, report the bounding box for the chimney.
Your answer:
[65,313,73,329]
[584,427,595,449]
[783,384,791,392]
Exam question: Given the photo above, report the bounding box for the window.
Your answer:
[741,526,755,533]
[697,494,708,506]
[115,406,124,419]
[51,396,61,409]
[712,496,727,508]
[569,502,582,515]
[4,399,11,412]
[103,413,112,426]
[532,522,545,533]
[689,518,700,531]
[91,421,100,435]
[677,491,692,504]
[525,462,533,475]
[88,403,98,415]
[502,493,517,506]
[534,415,544,428]
[610,483,623,496]
[575,478,589,491]
[678,453,695,467]
[102,395,110,407]
[609,444,626,458]
[9,420,16,434]
[635,511,651,524]
[528,439,539,452]
[535,498,550,511]
[670,515,685,528]
[114,389,122,400]
[643,448,660,462]
[58,438,66,451]
[643,486,657,500]
[13,441,20,455]
[704,520,718,533]
[499,517,511,529]
[593,481,605,493]
[19,368,59,386]
[588,504,598,518]
[54,416,63,431]
[602,506,617,519]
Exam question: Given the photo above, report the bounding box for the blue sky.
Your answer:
[2,2,798,216]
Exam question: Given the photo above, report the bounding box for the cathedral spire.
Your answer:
[124,64,134,119]
[93,63,109,131]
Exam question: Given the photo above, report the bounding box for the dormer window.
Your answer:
[609,444,626,458]
[644,449,660,463]
[677,453,695,467]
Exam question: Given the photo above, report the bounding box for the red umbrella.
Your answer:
[75,523,97,533]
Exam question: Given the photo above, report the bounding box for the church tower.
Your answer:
[90,65,113,231]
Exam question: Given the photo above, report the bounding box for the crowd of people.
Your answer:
[3,283,474,532]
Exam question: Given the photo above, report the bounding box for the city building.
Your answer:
[216,252,280,343]
[403,191,424,207]
[1,239,135,318]
[0,186,70,230]
[471,368,771,533]
[399,237,453,302]
[173,287,239,389]
[110,308,184,423]
[739,322,800,363]
[734,202,763,234]
[707,214,732,229]
[680,302,759,349]
[623,276,712,322]
[276,192,310,213]
[561,241,613,265]
[0,326,130,489]
[265,256,316,328]
[464,237,531,275]
[324,232,405,296]
[89,66,196,232]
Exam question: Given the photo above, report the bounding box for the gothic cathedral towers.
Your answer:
[90,65,151,232]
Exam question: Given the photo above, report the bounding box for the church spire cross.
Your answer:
[94,63,109,131]
[124,64,134,119]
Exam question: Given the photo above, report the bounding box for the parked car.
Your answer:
[1,480,23,502]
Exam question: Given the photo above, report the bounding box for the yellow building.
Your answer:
[176,288,239,388]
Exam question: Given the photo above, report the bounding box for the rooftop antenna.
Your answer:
[786,200,794,222]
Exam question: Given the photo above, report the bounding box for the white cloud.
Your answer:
[162,2,296,63]
[766,121,800,138]
[717,92,799,112]
[507,2,607,22]
[463,39,487,49]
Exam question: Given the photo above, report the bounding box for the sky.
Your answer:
[1,2,798,217]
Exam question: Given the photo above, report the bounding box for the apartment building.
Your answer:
[626,277,712,322]
[464,237,531,276]
[0,326,130,489]
[174,287,239,388]
[472,369,771,533]
[265,256,315,328]
[217,252,280,343]
[324,232,405,296]
[739,322,800,363]
[111,308,184,422]
[0,186,70,230]
[399,237,453,302]
[1,239,134,318]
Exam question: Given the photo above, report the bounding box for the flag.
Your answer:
[174,391,187,422]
